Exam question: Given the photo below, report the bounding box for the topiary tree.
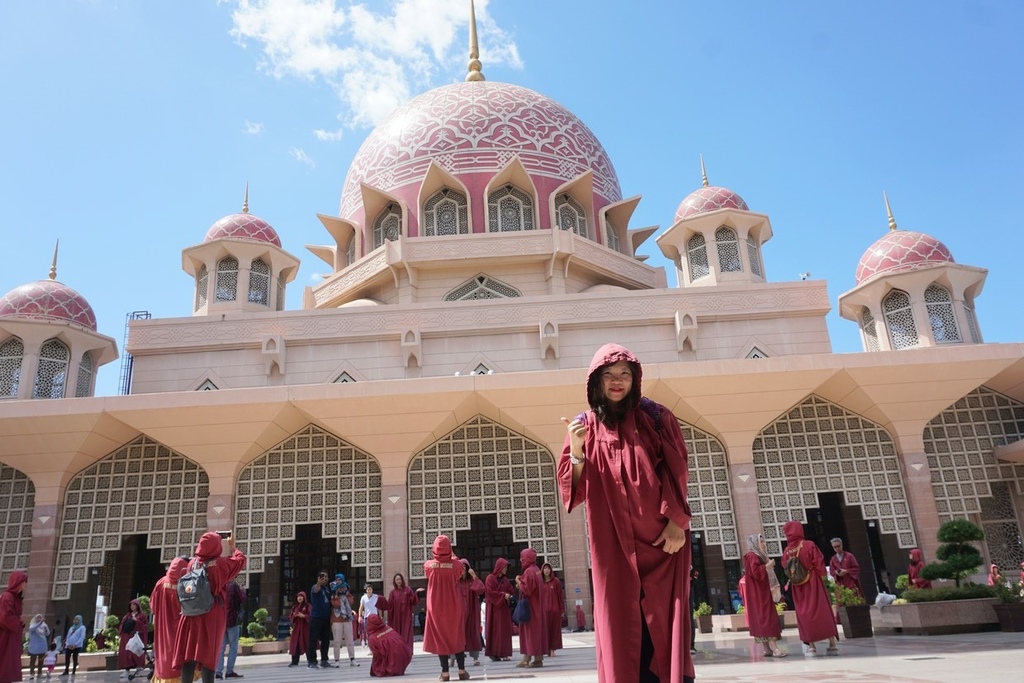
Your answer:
[246,607,270,640]
[919,518,985,587]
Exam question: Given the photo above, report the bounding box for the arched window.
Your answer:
[75,352,94,398]
[215,256,239,302]
[716,227,741,272]
[345,240,356,267]
[746,234,763,277]
[0,336,23,398]
[372,204,402,249]
[424,188,468,236]
[444,275,522,301]
[34,338,70,399]
[925,284,961,344]
[195,264,208,310]
[860,308,880,352]
[883,289,918,349]
[555,194,587,237]
[963,302,980,343]
[248,258,270,306]
[605,216,620,252]
[487,185,534,232]
[687,233,709,281]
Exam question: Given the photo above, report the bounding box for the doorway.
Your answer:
[452,513,528,575]
[279,524,362,616]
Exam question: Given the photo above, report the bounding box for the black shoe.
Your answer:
[307,663,318,669]
[215,675,223,680]
[319,661,335,669]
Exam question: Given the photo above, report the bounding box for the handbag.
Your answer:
[126,632,145,656]
[512,597,531,624]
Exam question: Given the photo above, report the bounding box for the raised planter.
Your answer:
[696,615,713,634]
[781,610,798,628]
[993,603,1024,632]
[711,614,748,632]
[252,639,288,654]
[837,604,873,639]
[871,598,999,635]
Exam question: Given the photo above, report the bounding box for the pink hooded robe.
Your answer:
[516,548,546,657]
[484,558,514,659]
[540,564,564,652]
[457,559,485,653]
[422,535,466,656]
[289,592,310,657]
[782,521,837,644]
[118,599,148,669]
[557,343,694,683]
[908,549,932,590]
[150,557,188,683]
[385,574,419,649]
[0,571,26,683]
[365,614,412,677]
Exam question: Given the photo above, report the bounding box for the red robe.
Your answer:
[783,522,837,644]
[457,561,485,654]
[422,535,466,656]
[365,614,412,677]
[289,593,310,657]
[150,558,188,683]
[117,601,148,669]
[172,533,247,671]
[829,551,862,595]
[0,571,26,683]
[742,553,781,640]
[385,577,419,649]
[483,558,513,659]
[516,549,547,657]
[558,344,694,683]
[540,566,564,652]
[908,549,932,590]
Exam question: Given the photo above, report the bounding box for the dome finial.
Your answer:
[883,191,898,231]
[242,181,250,214]
[466,0,485,82]
[49,239,59,280]
[700,154,709,188]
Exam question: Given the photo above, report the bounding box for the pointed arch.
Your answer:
[34,337,70,399]
[423,187,470,236]
[0,462,34,576]
[484,157,538,233]
[925,283,961,343]
[249,258,271,306]
[0,336,24,398]
[372,203,403,248]
[883,289,918,349]
[417,161,473,236]
[216,256,239,302]
[443,274,522,301]
[715,226,741,272]
[681,421,740,559]
[687,233,710,281]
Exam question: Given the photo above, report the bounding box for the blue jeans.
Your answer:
[217,625,240,675]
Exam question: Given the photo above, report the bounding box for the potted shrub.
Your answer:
[102,615,121,669]
[693,602,713,634]
[918,519,985,587]
[991,580,1024,632]
[834,586,872,639]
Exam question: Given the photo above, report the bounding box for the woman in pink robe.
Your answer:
[365,614,412,677]
[385,573,420,650]
[423,535,468,682]
[782,521,838,656]
[0,571,26,683]
[540,564,563,656]
[150,557,188,683]
[742,534,785,657]
[456,559,485,666]
[558,343,694,683]
[117,599,148,673]
[514,547,546,668]
[484,558,513,661]
[289,592,309,666]
[907,549,932,590]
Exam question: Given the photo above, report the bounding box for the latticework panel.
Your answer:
[860,308,880,352]
[925,284,961,343]
[924,387,1024,522]
[754,396,916,555]
[424,188,469,236]
[681,422,740,559]
[604,217,619,252]
[745,234,763,278]
[74,352,93,398]
[235,425,383,584]
[883,289,918,349]
[373,206,402,248]
[216,257,238,302]
[980,482,1024,573]
[407,416,561,578]
[52,436,209,599]
[0,463,34,575]
[487,186,535,232]
[443,275,522,301]
[715,227,741,272]
[687,234,709,281]
[555,195,587,237]
[0,336,23,398]
[248,259,270,306]
[195,265,208,310]
[34,338,69,399]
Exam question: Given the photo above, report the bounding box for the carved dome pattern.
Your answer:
[675,186,749,222]
[0,280,97,331]
[340,82,622,219]
[855,230,954,285]
[204,213,282,247]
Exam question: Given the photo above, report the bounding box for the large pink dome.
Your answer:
[0,279,98,331]
[674,186,749,223]
[855,230,955,284]
[204,213,281,247]
[339,81,621,222]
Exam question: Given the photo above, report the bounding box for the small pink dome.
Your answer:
[855,230,955,284]
[0,279,98,331]
[204,213,281,247]
[675,186,749,222]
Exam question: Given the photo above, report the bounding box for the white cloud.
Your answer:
[289,146,315,167]
[228,0,521,128]
[313,127,344,142]
[243,120,265,135]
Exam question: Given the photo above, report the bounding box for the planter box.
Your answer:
[781,610,798,628]
[871,598,999,635]
[696,615,713,634]
[993,603,1024,632]
[711,614,748,632]
[252,639,288,654]
[838,604,873,639]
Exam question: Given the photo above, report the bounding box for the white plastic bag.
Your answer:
[127,632,146,656]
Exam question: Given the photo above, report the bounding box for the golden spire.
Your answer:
[242,182,250,214]
[49,239,59,280]
[700,154,709,188]
[466,0,485,82]
[883,191,898,231]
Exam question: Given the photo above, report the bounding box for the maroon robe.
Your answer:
[172,532,247,672]
[385,574,419,649]
[117,600,148,669]
[0,571,26,683]
[457,560,485,653]
[289,593,310,657]
[742,553,781,640]
[366,614,412,677]
[484,558,513,659]
[422,535,466,656]
[540,565,564,652]
[829,550,862,594]
[908,549,931,590]
[558,344,694,683]
[782,521,837,644]
[150,558,188,683]
[516,548,546,657]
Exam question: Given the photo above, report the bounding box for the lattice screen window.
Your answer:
[753,395,916,555]
[715,227,742,272]
[0,463,34,575]
[235,425,383,584]
[443,275,522,301]
[407,416,562,579]
[923,387,1024,522]
[33,338,70,399]
[52,436,209,599]
[249,259,270,306]
[74,352,94,398]
[216,257,239,302]
[555,194,587,237]
[681,422,740,559]
[687,234,709,281]
[605,217,620,252]
[745,234,763,278]
[487,185,535,232]
[424,188,469,236]
[882,289,918,349]
[963,302,980,343]
[195,265,208,310]
[373,204,402,249]
[861,308,880,352]
[276,278,286,312]
[925,284,961,344]
[334,372,356,383]
[980,482,1024,574]
[346,241,356,268]
[0,336,23,398]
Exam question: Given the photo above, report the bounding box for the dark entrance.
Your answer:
[280,524,364,616]
[106,534,165,615]
[452,513,528,575]
[804,491,881,602]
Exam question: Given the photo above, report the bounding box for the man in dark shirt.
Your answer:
[308,570,337,669]
[216,581,247,679]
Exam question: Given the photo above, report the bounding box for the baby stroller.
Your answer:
[125,637,154,680]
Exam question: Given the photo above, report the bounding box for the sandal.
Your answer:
[439,674,450,682]
[528,660,544,668]
[515,659,529,668]
[826,646,839,656]
[771,651,788,658]
[458,671,471,681]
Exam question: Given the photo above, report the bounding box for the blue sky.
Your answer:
[2,0,1021,398]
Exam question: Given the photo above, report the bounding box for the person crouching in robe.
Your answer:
[365,614,412,677]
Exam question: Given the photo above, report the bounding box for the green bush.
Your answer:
[895,574,909,591]
[833,585,866,606]
[900,584,994,603]
[103,615,120,646]
[992,580,1023,604]
[692,601,712,618]
[918,519,984,587]
[246,607,270,640]
[775,602,786,615]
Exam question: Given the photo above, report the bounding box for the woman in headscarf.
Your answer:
[483,558,513,662]
[782,521,838,656]
[456,559,485,667]
[150,557,189,683]
[514,547,546,669]
[289,592,310,667]
[27,613,51,679]
[540,564,564,657]
[422,535,469,682]
[743,534,786,657]
[558,343,694,683]
[385,573,421,650]
[988,564,1004,587]
[907,549,932,590]
[118,599,148,675]
[0,571,26,683]
[365,614,412,677]
[61,614,87,677]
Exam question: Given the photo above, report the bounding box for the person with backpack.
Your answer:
[173,532,247,683]
[781,521,838,656]
[215,580,246,679]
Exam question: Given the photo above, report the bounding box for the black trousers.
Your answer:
[307,616,331,664]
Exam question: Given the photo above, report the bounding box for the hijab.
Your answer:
[747,533,781,600]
